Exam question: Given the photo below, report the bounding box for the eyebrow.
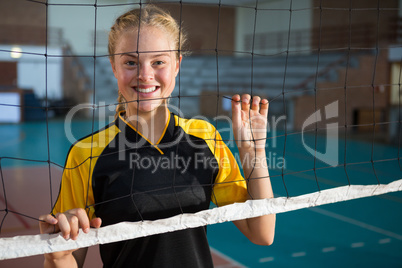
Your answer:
[119,52,172,58]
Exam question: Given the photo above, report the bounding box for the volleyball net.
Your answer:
[1,0,402,261]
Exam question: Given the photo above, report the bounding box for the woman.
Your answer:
[40,5,275,267]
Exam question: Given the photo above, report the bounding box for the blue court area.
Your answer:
[0,119,401,267]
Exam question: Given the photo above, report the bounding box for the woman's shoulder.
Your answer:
[67,122,120,160]
[173,114,217,136]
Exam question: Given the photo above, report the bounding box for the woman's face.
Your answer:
[111,26,181,115]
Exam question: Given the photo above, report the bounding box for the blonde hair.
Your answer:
[109,5,187,119]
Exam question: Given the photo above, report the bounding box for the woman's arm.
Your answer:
[231,94,276,246]
[43,248,86,268]
[39,208,102,267]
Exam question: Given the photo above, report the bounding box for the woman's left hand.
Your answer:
[231,94,269,156]
[231,94,275,246]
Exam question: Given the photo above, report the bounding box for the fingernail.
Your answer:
[84,228,90,233]
[64,234,70,240]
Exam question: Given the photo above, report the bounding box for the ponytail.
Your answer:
[115,91,126,120]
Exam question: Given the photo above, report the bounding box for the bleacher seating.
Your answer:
[78,52,357,118]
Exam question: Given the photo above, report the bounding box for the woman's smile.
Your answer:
[134,86,159,94]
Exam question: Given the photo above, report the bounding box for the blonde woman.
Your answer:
[39,5,275,267]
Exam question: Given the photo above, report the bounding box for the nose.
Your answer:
[137,64,153,81]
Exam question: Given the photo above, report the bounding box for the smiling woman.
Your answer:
[38,4,274,268]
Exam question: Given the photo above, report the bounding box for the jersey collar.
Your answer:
[115,111,176,154]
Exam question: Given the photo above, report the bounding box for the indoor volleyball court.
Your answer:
[1,0,402,267]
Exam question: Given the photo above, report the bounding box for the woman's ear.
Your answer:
[110,57,118,79]
[175,54,182,77]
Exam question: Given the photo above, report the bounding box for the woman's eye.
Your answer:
[126,61,136,66]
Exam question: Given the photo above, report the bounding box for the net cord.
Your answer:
[0,179,401,260]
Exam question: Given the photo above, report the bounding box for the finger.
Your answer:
[251,96,261,111]
[231,94,244,143]
[56,213,71,240]
[231,94,241,103]
[68,215,80,240]
[260,98,269,118]
[72,208,91,234]
[39,214,59,234]
[39,214,58,225]
[231,95,241,112]
[232,94,241,126]
[241,94,251,112]
[90,217,102,229]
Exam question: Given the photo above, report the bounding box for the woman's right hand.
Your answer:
[39,208,102,267]
[39,208,101,240]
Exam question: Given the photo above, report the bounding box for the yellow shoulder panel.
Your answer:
[174,115,248,206]
[52,124,120,219]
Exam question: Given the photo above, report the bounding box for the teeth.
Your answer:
[136,87,157,93]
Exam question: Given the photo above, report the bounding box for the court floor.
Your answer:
[0,119,401,267]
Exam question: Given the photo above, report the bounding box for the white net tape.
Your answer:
[1,178,401,260]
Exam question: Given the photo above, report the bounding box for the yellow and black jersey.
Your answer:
[52,111,248,267]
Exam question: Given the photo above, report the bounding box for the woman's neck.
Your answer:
[125,105,169,144]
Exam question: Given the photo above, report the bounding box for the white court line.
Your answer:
[351,242,365,248]
[215,265,241,268]
[309,207,402,240]
[322,247,336,253]
[259,257,274,263]
[210,247,247,268]
[292,252,306,257]
[378,238,391,244]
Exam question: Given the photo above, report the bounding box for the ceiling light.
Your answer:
[10,47,22,59]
